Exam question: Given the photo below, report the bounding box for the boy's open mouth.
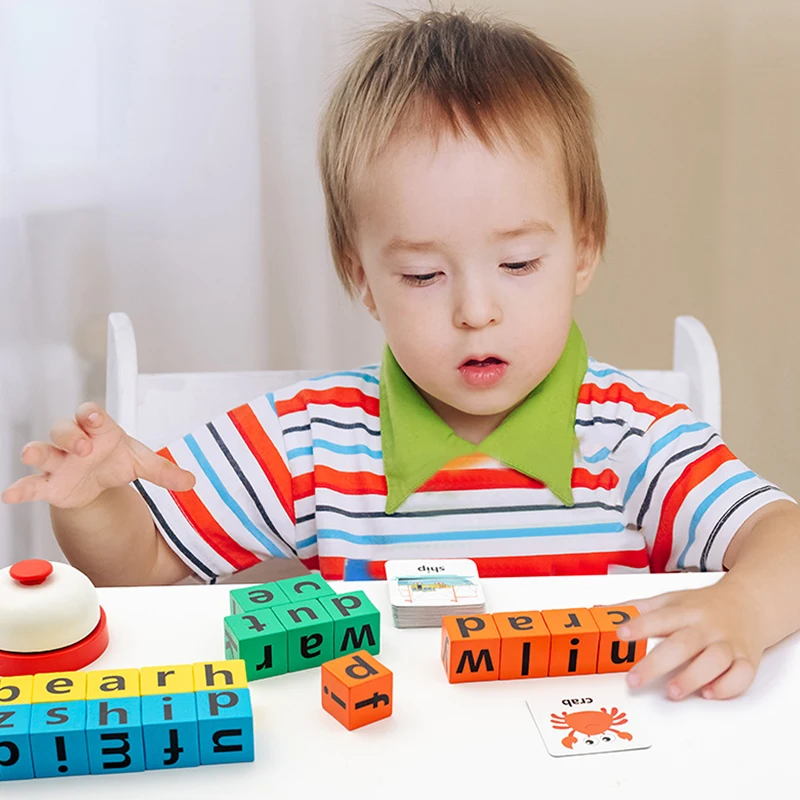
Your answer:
[458,355,508,388]
[460,356,506,368]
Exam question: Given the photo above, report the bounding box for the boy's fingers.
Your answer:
[598,593,674,615]
[626,626,706,689]
[75,403,118,437]
[1,475,48,505]
[136,446,196,492]
[20,442,67,473]
[702,657,756,700]
[665,641,735,700]
[617,604,689,642]
[50,419,92,457]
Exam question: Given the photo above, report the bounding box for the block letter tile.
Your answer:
[441,615,501,684]
[541,608,600,677]
[195,689,254,765]
[492,611,551,680]
[318,591,380,658]
[590,606,646,673]
[224,609,288,680]
[86,697,145,774]
[321,651,392,731]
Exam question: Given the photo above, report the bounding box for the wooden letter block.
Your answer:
[140,664,195,696]
[274,575,336,603]
[229,582,289,615]
[590,606,646,673]
[86,669,140,700]
[141,693,200,770]
[195,689,254,765]
[273,600,334,671]
[318,590,381,658]
[321,650,392,731]
[441,615,501,684]
[86,697,145,774]
[193,660,248,692]
[0,701,34,781]
[32,671,87,704]
[492,611,551,680]
[224,609,288,680]
[0,675,33,707]
[541,608,600,677]
[30,701,89,778]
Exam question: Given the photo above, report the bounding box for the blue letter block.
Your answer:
[141,693,200,770]
[30,701,89,778]
[0,703,34,781]
[86,697,145,774]
[196,689,254,765]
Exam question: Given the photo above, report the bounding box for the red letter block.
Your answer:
[441,615,500,684]
[541,608,599,677]
[492,611,551,680]
[590,606,646,673]
[321,650,392,731]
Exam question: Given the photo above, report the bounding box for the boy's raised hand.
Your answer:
[1,402,196,510]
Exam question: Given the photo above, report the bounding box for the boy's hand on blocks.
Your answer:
[1,402,195,510]
[615,578,764,701]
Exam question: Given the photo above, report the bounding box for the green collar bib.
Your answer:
[379,321,588,513]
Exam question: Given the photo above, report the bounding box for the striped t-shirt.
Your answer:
[135,358,791,583]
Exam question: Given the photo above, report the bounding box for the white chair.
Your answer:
[106,311,721,448]
[105,311,721,584]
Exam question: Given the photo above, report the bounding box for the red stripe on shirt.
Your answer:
[158,447,260,572]
[580,382,688,421]
[293,465,618,500]
[315,549,649,581]
[228,404,295,524]
[650,444,737,572]
[275,388,379,418]
[420,467,619,493]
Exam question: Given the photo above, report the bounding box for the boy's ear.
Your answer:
[574,233,602,297]
[347,252,380,321]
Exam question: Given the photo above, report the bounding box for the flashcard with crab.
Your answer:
[527,692,652,757]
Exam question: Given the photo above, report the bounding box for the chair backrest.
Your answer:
[107,313,721,450]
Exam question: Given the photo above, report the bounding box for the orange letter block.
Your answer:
[441,615,500,684]
[492,611,551,680]
[541,608,599,677]
[321,650,392,731]
[590,606,646,673]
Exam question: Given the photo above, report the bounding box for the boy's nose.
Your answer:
[452,282,502,329]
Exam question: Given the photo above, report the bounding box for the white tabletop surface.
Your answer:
[7,572,798,799]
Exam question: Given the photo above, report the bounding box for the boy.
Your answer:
[3,9,800,702]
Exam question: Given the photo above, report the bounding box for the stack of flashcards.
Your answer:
[385,559,486,628]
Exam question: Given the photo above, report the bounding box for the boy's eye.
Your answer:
[401,272,440,286]
[502,258,542,274]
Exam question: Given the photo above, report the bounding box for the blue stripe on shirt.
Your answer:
[624,422,711,506]
[288,439,383,460]
[316,522,624,546]
[677,470,756,569]
[309,370,380,385]
[184,434,285,558]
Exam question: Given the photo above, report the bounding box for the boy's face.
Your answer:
[349,127,599,441]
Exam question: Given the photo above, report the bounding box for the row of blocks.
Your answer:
[0,661,253,782]
[225,576,380,680]
[441,606,647,683]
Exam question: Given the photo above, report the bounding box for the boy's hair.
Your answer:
[318,8,608,298]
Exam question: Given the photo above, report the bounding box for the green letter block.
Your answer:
[273,600,333,672]
[224,610,288,681]
[318,591,381,658]
[229,582,289,615]
[273,575,336,604]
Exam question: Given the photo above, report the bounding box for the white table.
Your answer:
[9,572,798,799]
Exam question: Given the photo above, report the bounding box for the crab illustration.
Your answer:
[550,707,633,750]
